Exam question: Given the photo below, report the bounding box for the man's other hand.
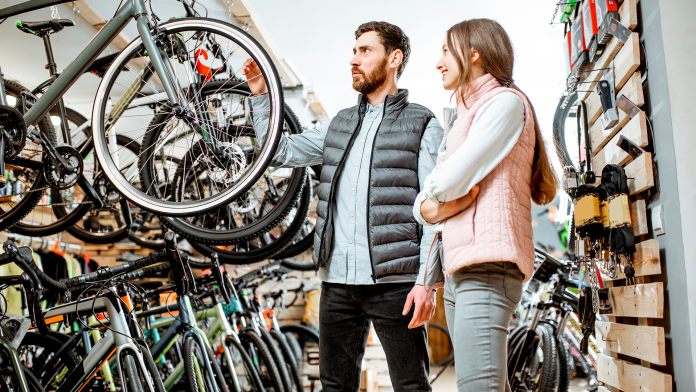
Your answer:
[403,284,436,329]
[241,59,268,96]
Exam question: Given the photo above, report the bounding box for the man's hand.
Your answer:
[420,185,480,224]
[241,59,268,96]
[403,285,436,329]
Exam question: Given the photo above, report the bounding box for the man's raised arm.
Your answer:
[243,59,328,168]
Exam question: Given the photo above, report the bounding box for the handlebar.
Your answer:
[62,252,166,288]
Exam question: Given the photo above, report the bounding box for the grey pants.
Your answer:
[443,262,524,392]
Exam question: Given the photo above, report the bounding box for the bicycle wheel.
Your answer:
[18,332,80,389]
[427,323,453,368]
[223,336,265,392]
[0,80,57,232]
[273,167,320,260]
[282,332,302,370]
[146,85,306,245]
[122,353,145,392]
[552,92,580,172]
[191,173,310,264]
[183,336,230,392]
[258,326,293,392]
[508,323,558,391]
[92,18,283,217]
[239,329,285,392]
[556,332,572,392]
[279,324,319,378]
[54,135,141,244]
[270,329,303,392]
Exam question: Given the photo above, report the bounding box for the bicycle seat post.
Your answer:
[40,30,72,145]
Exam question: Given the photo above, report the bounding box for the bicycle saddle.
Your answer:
[15,19,75,36]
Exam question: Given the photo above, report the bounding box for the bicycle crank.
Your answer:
[43,145,83,189]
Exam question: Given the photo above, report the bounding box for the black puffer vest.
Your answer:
[312,89,434,283]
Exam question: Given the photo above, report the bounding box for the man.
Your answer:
[243,22,441,392]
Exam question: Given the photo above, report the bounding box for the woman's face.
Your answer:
[436,38,459,90]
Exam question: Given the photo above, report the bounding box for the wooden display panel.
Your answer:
[595,321,666,365]
[602,239,661,281]
[631,199,649,236]
[597,354,672,392]
[578,0,639,101]
[626,152,654,195]
[606,282,664,318]
[602,114,649,166]
[589,74,645,156]
[584,32,641,127]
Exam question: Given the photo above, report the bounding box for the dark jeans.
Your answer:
[319,282,431,392]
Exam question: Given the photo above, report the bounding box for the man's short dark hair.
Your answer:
[355,21,411,80]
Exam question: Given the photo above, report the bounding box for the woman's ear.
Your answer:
[470,47,480,64]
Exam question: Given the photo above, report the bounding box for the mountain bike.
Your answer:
[507,248,599,392]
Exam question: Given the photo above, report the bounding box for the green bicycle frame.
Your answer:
[0,0,182,128]
[147,301,244,392]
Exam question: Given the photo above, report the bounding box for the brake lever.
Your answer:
[164,232,189,295]
[210,253,231,305]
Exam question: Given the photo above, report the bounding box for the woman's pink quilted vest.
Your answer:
[442,74,536,281]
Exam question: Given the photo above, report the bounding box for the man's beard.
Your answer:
[352,57,389,95]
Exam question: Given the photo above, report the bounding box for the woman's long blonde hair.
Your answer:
[447,18,558,205]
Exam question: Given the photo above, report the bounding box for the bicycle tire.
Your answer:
[272,168,319,260]
[205,341,231,392]
[258,326,293,392]
[427,323,454,367]
[537,323,559,392]
[10,108,89,236]
[239,329,285,392]
[552,92,579,171]
[183,336,228,392]
[278,258,316,271]
[154,98,306,246]
[54,135,141,244]
[283,332,303,370]
[22,364,45,392]
[279,324,319,345]
[224,336,266,392]
[19,332,80,388]
[556,332,572,392]
[93,18,284,217]
[1,80,57,233]
[191,173,311,264]
[123,353,145,392]
[270,329,303,392]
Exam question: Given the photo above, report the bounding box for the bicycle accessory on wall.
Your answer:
[571,11,590,71]
[582,0,600,60]
[595,0,619,27]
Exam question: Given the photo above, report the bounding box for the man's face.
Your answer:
[351,31,390,95]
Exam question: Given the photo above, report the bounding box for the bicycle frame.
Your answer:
[3,287,154,392]
[145,295,224,392]
[146,299,246,392]
[0,0,181,128]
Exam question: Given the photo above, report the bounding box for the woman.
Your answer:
[413,19,558,391]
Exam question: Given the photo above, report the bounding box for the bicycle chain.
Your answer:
[550,1,562,26]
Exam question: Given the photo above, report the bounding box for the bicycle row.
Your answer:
[0,231,322,392]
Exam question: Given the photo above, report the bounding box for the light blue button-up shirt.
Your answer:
[251,95,442,285]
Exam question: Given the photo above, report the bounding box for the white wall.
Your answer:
[657,0,696,383]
